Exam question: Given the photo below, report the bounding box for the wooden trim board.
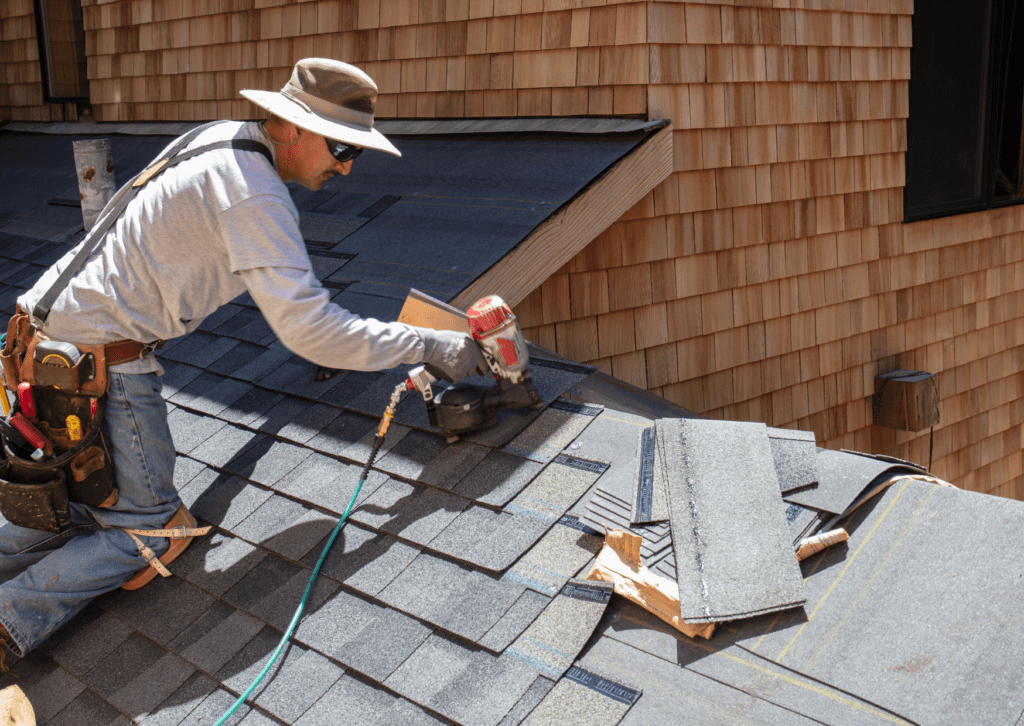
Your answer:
[452,122,674,310]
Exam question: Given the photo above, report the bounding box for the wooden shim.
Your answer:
[452,123,673,310]
[0,686,34,726]
[586,529,714,640]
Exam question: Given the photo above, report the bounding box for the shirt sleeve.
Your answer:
[238,265,427,371]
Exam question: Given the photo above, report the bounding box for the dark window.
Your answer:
[33,0,89,101]
[904,0,1024,221]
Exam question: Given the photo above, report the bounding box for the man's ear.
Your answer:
[265,116,301,144]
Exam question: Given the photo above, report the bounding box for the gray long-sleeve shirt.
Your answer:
[19,121,425,374]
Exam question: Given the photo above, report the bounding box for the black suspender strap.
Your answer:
[32,123,274,323]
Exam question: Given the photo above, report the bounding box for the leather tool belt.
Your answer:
[0,310,142,532]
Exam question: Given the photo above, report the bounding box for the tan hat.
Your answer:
[241,58,400,157]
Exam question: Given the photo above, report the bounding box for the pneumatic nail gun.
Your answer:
[406,295,542,442]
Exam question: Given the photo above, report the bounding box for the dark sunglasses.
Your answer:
[328,141,363,163]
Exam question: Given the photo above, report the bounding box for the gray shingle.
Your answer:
[378,552,525,641]
[292,674,398,726]
[276,452,390,514]
[163,332,241,369]
[41,605,134,676]
[451,449,545,506]
[48,688,125,726]
[300,521,421,596]
[0,654,85,724]
[502,402,602,464]
[503,519,603,597]
[294,586,432,682]
[138,672,218,726]
[166,408,227,454]
[414,438,491,491]
[109,651,196,719]
[506,580,613,679]
[177,606,266,676]
[662,419,806,624]
[170,372,255,417]
[305,410,379,458]
[372,428,450,481]
[350,477,468,545]
[241,643,345,724]
[187,423,262,468]
[97,573,214,645]
[186,474,274,530]
[173,531,268,597]
[521,663,639,726]
[225,436,313,487]
[478,589,551,653]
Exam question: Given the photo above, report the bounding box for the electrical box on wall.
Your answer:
[873,370,940,432]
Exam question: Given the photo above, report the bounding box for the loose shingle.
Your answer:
[663,419,806,624]
[768,427,819,495]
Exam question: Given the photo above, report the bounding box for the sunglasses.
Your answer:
[328,140,363,163]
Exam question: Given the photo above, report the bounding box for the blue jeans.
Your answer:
[0,372,180,656]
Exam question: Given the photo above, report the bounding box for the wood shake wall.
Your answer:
[2,0,1022,499]
[0,0,82,122]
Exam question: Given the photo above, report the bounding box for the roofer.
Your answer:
[0,58,487,661]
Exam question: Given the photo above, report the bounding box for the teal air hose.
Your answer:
[212,383,406,726]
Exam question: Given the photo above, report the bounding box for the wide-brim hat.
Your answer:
[241,58,400,157]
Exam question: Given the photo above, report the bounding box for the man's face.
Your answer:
[290,130,353,190]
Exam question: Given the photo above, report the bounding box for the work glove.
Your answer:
[417,328,489,383]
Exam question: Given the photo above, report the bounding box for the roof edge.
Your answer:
[452,122,675,310]
[1,117,670,138]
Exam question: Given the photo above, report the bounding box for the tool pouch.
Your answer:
[6,394,116,504]
[0,457,72,533]
[1,316,118,532]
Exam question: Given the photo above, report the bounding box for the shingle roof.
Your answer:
[2,126,1024,726]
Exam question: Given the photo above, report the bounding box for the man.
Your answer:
[0,59,486,659]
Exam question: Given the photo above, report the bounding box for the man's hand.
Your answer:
[417,329,489,383]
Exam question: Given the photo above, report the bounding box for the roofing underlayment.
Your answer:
[1,127,1024,725]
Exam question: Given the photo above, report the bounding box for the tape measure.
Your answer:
[34,341,82,368]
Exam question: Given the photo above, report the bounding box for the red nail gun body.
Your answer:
[408,295,542,442]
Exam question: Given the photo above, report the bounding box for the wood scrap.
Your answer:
[0,685,35,726]
[585,528,715,640]
[796,528,849,561]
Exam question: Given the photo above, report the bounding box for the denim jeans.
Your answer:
[0,372,180,656]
